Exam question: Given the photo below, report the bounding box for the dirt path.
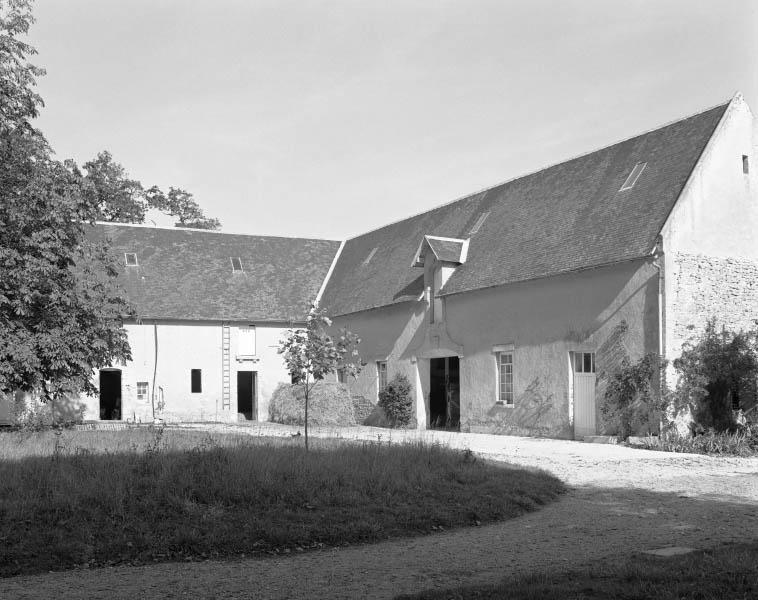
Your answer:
[2,424,757,599]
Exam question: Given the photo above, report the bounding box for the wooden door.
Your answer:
[572,352,596,438]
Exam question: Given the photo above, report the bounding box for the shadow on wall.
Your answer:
[481,377,566,437]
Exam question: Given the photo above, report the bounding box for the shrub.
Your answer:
[268,382,356,427]
[378,373,413,427]
[673,319,758,434]
[642,428,758,456]
[601,353,667,439]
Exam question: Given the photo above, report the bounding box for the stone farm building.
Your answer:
[2,95,757,437]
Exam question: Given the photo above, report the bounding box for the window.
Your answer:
[363,247,378,266]
[743,155,750,175]
[337,368,347,384]
[619,162,647,191]
[377,361,387,394]
[230,257,243,272]
[136,381,149,402]
[497,352,514,405]
[124,253,138,266]
[238,325,256,356]
[191,369,202,393]
[572,352,596,373]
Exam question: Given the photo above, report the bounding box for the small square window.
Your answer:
[136,381,149,402]
[124,253,138,266]
[191,369,202,393]
[572,352,596,374]
[743,155,749,175]
[231,257,243,272]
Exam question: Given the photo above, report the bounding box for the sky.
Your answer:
[28,0,758,240]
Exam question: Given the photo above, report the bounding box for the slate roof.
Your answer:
[90,224,341,322]
[320,102,729,316]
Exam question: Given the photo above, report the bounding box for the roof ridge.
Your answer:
[344,98,733,243]
[94,221,340,243]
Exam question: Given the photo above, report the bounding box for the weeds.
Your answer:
[640,428,758,456]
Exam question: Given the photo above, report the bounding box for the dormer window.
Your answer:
[230,257,243,272]
[619,162,647,191]
[124,253,138,266]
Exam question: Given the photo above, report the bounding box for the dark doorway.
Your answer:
[429,356,460,430]
[237,371,257,420]
[99,370,122,420]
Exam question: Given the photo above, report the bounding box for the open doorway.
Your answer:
[99,369,122,420]
[429,356,459,430]
[237,371,257,420]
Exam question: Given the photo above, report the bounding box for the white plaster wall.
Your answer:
[334,259,659,438]
[76,321,294,423]
[661,95,758,364]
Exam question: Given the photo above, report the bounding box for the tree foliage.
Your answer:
[0,0,133,401]
[673,319,758,433]
[79,151,222,230]
[278,306,362,449]
[601,353,667,439]
[378,373,414,428]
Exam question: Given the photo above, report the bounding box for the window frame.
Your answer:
[191,369,202,393]
[230,257,243,272]
[136,381,149,402]
[496,351,514,406]
[238,324,256,357]
[124,252,138,266]
[376,360,388,397]
[619,162,647,191]
[571,351,596,374]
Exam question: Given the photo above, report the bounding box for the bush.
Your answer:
[378,373,413,427]
[601,353,667,439]
[268,382,356,427]
[642,428,758,456]
[673,319,758,434]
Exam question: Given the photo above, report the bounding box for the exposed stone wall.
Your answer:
[668,253,758,353]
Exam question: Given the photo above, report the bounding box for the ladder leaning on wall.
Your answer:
[222,323,231,410]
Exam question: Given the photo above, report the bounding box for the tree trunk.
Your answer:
[304,381,309,451]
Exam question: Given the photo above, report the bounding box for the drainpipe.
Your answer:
[151,321,158,421]
[652,242,665,360]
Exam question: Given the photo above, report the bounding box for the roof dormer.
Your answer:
[411,235,469,268]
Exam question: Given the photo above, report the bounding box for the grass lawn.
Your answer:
[397,542,758,599]
[0,427,564,577]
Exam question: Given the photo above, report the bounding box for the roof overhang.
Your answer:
[411,235,469,267]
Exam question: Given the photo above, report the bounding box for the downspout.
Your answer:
[151,321,158,421]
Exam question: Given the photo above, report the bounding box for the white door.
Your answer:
[572,352,596,438]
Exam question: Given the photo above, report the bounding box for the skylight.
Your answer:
[124,253,138,266]
[230,257,243,272]
[619,162,647,191]
[362,247,378,266]
[469,211,490,235]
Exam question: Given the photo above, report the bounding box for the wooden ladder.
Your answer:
[222,323,231,410]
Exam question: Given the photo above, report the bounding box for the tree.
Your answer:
[278,305,362,449]
[0,0,133,405]
[82,151,146,223]
[145,186,221,230]
[673,319,758,433]
[80,152,222,230]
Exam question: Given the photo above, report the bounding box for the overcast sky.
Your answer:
[29,0,757,240]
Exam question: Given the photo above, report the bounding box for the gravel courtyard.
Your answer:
[1,423,756,599]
